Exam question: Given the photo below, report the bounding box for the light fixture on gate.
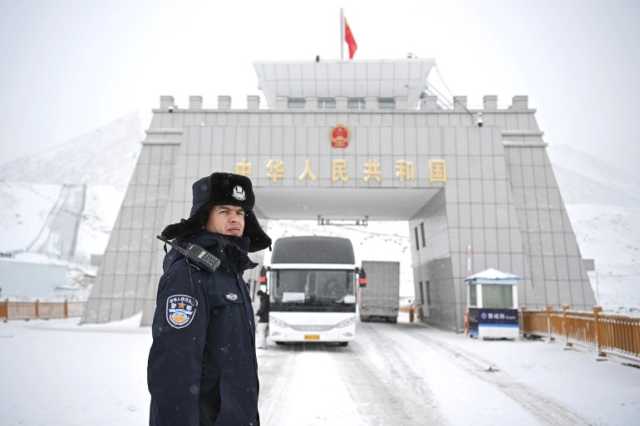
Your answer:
[317,215,369,227]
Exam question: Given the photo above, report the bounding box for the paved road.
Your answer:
[257,321,590,426]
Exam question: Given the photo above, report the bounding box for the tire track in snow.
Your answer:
[340,323,447,425]
[258,343,365,425]
[394,324,593,426]
[257,332,445,426]
[257,345,299,424]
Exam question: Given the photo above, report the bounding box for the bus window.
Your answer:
[272,270,354,305]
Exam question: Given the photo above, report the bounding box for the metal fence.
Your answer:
[522,306,640,361]
[0,299,85,321]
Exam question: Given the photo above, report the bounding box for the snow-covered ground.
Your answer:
[1,314,638,426]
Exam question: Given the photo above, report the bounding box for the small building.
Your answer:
[465,268,521,339]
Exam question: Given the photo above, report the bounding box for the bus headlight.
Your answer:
[335,317,356,328]
[270,316,288,328]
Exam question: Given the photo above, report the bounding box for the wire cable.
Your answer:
[432,64,480,126]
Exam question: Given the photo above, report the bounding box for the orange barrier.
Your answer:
[1,299,85,321]
[0,299,7,319]
[522,306,640,361]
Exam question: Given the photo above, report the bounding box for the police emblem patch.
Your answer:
[166,294,198,329]
[232,185,246,201]
[225,292,239,302]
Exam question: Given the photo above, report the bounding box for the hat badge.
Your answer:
[232,185,246,201]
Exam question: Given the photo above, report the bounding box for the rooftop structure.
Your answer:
[254,59,435,110]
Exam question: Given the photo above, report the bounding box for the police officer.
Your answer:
[148,172,271,426]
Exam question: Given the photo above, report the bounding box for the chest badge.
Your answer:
[166,294,198,329]
[225,292,239,302]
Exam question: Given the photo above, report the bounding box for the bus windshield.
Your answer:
[271,269,355,306]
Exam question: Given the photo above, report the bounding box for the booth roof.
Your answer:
[464,268,521,285]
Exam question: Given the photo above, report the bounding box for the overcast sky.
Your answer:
[1,0,638,179]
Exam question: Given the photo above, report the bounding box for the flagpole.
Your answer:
[340,8,344,61]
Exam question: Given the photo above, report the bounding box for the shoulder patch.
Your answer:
[166,294,198,329]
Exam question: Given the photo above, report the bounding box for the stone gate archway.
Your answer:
[83,59,595,329]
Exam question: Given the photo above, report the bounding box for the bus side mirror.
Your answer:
[358,268,367,288]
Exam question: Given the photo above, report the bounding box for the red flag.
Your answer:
[344,18,357,59]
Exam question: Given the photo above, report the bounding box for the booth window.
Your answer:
[469,284,477,307]
[482,285,513,309]
[414,227,420,250]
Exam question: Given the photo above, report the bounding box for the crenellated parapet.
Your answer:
[153,94,535,113]
[152,93,542,137]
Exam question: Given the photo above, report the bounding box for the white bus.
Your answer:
[263,236,365,346]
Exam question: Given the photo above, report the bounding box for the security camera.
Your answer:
[168,105,175,113]
[475,112,483,128]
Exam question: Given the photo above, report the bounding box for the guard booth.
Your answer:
[465,268,521,340]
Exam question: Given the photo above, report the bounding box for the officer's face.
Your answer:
[206,205,245,237]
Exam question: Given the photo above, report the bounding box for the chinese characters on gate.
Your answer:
[233,125,447,184]
[233,158,447,183]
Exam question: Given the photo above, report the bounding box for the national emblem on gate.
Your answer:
[331,124,350,149]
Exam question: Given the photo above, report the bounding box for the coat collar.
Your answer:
[164,231,257,273]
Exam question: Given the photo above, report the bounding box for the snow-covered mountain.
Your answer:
[0,112,143,190]
[0,114,143,301]
[546,144,640,310]
[0,113,142,258]
[547,143,640,207]
[0,120,637,310]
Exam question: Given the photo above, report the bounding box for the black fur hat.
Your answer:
[161,172,271,252]
[190,173,255,217]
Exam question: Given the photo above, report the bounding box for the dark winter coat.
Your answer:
[148,231,259,426]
